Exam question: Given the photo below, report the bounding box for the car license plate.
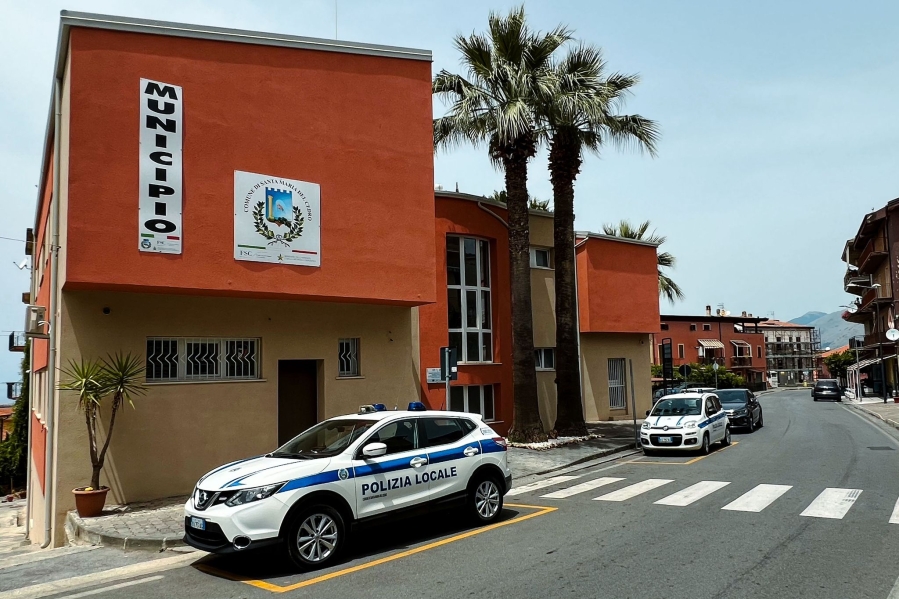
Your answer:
[659,436,672,443]
[189,517,206,531]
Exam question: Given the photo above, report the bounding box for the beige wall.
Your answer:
[536,370,557,431]
[581,333,653,422]
[48,290,418,543]
[528,213,557,430]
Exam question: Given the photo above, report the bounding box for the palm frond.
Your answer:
[659,272,685,303]
[58,359,105,411]
[101,352,147,409]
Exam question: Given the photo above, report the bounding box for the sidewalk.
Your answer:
[66,496,186,551]
[508,421,639,479]
[844,395,899,431]
[0,500,30,554]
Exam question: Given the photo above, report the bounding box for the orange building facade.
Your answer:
[22,13,661,546]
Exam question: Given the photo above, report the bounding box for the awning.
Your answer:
[730,340,751,348]
[847,355,898,372]
[698,339,725,349]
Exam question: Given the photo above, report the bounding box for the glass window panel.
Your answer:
[466,332,479,362]
[447,289,462,329]
[450,387,465,412]
[481,290,491,330]
[483,385,494,420]
[481,332,492,363]
[469,387,481,415]
[186,341,220,377]
[479,240,490,287]
[466,290,478,328]
[226,339,257,378]
[545,349,554,369]
[449,332,463,359]
[446,236,461,286]
[535,249,549,268]
[464,238,477,286]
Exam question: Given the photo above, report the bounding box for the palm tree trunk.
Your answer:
[549,131,587,436]
[84,405,100,489]
[504,153,546,442]
[95,393,123,487]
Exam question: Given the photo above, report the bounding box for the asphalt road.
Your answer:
[7,388,899,599]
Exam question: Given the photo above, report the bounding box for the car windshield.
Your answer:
[817,381,839,389]
[716,390,747,405]
[271,419,375,459]
[650,397,702,416]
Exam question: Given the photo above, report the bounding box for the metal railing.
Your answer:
[6,382,22,400]
[8,332,25,353]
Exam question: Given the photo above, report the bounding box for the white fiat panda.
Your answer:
[641,393,731,455]
[183,404,511,570]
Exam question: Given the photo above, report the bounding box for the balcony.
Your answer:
[844,271,872,295]
[858,235,888,274]
[859,287,893,313]
[6,382,22,401]
[8,332,25,353]
[731,356,753,368]
[863,332,897,348]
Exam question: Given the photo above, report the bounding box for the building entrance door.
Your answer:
[278,360,318,445]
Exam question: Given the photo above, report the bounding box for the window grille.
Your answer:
[447,236,492,363]
[338,338,361,377]
[608,358,627,409]
[449,384,495,421]
[146,337,260,382]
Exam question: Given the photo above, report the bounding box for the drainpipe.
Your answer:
[25,340,32,539]
[41,78,62,548]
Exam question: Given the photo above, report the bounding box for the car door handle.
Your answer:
[409,457,427,468]
[463,446,479,457]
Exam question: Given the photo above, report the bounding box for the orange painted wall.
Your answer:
[653,319,767,375]
[64,28,435,306]
[31,411,46,493]
[419,197,513,434]
[576,237,660,334]
[32,150,54,372]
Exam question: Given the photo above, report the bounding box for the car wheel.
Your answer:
[747,416,755,433]
[813,396,818,401]
[722,426,732,446]
[757,410,764,428]
[469,474,503,524]
[642,446,655,456]
[286,505,345,571]
[699,433,710,455]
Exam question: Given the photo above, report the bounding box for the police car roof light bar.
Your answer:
[372,403,387,412]
[407,401,427,411]
[358,404,377,414]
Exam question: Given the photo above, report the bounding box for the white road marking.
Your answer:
[800,488,862,520]
[0,545,100,571]
[507,475,581,496]
[655,481,731,506]
[541,477,625,499]
[722,484,793,513]
[55,575,163,599]
[7,551,203,599]
[889,497,899,524]
[888,569,899,599]
[593,479,674,502]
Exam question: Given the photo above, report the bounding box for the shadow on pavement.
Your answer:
[195,506,525,583]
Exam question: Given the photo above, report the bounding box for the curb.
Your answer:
[515,443,638,480]
[65,512,185,552]
[845,402,899,432]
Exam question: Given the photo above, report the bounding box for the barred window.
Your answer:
[146,337,260,382]
[338,338,361,377]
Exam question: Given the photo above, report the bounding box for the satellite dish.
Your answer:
[847,305,858,314]
[887,329,899,342]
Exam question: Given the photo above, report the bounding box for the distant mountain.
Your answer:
[790,311,827,326]
[789,310,863,350]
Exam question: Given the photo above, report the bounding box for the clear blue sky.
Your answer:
[1,0,898,383]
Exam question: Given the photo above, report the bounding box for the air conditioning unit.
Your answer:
[24,305,48,339]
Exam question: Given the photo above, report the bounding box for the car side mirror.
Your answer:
[362,442,387,458]
[645,410,651,417]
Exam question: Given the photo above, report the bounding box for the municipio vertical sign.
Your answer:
[138,78,183,254]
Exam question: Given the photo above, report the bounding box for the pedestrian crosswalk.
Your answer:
[506,475,898,522]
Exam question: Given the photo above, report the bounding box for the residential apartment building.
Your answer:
[14,12,661,546]
[760,320,821,386]
[654,307,768,387]
[842,198,899,397]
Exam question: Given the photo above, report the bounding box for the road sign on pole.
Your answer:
[678,364,692,379]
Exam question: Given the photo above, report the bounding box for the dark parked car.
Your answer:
[812,379,842,402]
[717,389,763,432]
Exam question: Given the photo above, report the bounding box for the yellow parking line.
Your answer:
[195,503,555,593]
[626,441,739,465]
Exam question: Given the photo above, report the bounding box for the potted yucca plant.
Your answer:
[59,353,146,517]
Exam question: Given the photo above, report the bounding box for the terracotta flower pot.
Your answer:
[73,487,109,518]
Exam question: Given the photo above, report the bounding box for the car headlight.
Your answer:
[641,421,650,430]
[734,408,748,416]
[225,483,285,507]
[683,421,698,429]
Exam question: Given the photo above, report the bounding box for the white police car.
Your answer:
[183,403,511,569]
[641,393,731,455]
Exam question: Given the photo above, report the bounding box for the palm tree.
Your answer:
[602,220,684,304]
[538,47,659,435]
[434,7,570,441]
